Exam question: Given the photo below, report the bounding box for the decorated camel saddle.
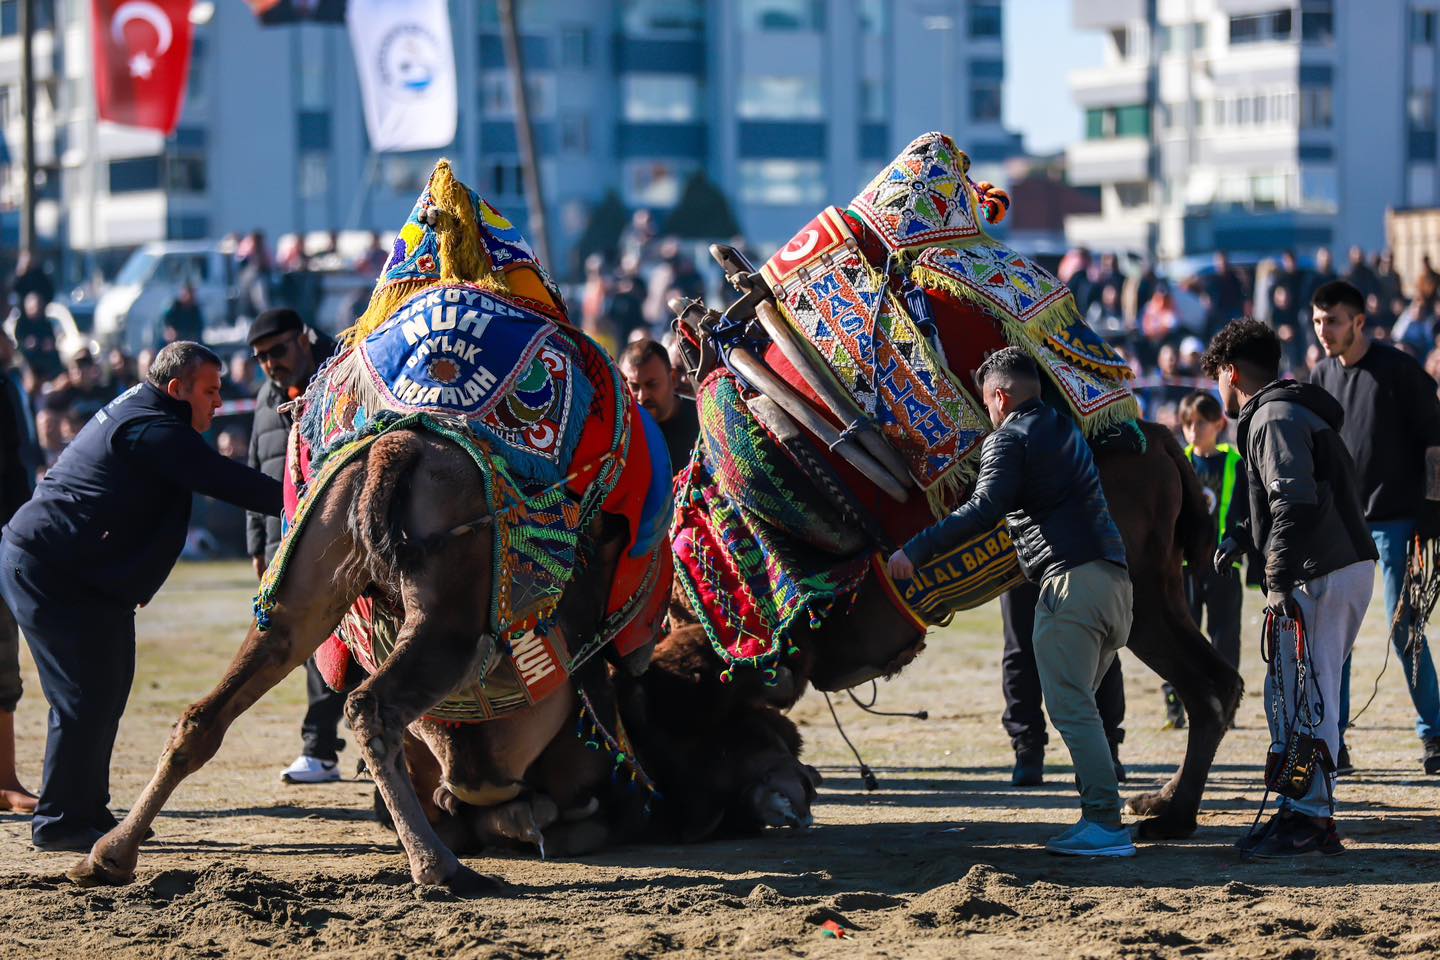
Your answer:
[256,161,673,723]
[670,132,1141,678]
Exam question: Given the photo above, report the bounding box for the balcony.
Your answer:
[1066,137,1150,186]
[1072,0,1145,30]
[1069,64,1148,109]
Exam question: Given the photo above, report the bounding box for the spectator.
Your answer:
[162,283,204,346]
[1373,250,1404,330]
[48,351,117,425]
[10,252,54,311]
[1086,284,1129,343]
[244,308,351,786]
[619,338,699,476]
[236,229,273,320]
[0,332,40,483]
[1205,251,1247,334]
[1178,336,1206,375]
[1309,280,1440,776]
[1344,246,1378,304]
[620,209,657,264]
[14,293,61,382]
[606,269,647,347]
[1269,251,1304,337]
[1062,247,1096,313]
[1093,253,1124,307]
[106,349,139,393]
[1300,246,1337,310]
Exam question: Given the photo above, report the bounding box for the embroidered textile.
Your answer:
[848,132,980,253]
[878,522,1024,627]
[773,247,989,491]
[911,243,1075,338]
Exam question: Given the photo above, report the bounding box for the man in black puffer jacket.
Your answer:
[890,347,1134,858]
[245,309,348,785]
[1203,319,1376,859]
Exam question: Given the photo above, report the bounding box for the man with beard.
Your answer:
[620,339,698,478]
[244,308,352,785]
[1203,319,1375,857]
[1308,281,1440,775]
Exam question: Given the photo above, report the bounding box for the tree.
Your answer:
[664,171,741,240]
[572,190,629,272]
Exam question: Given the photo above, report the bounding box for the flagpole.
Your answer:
[497,0,551,270]
[18,0,36,256]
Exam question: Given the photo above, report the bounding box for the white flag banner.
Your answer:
[346,0,457,153]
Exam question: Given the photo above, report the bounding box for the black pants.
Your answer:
[1001,579,1126,751]
[1186,565,1242,670]
[301,655,366,761]
[0,540,135,843]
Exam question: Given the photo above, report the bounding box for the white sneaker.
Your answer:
[281,755,341,784]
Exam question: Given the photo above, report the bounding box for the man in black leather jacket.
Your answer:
[889,347,1135,857]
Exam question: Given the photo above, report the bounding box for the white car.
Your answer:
[93,242,239,354]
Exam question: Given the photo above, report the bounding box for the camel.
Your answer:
[68,161,815,893]
[650,133,1244,841]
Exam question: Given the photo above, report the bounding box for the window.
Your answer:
[559,113,589,152]
[1191,22,1207,52]
[625,160,689,207]
[488,162,525,197]
[0,86,9,129]
[1085,108,1106,140]
[971,85,1002,122]
[299,152,327,200]
[1411,89,1436,131]
[1301,168,1338,213]
[1114,104,1150,137]
[1300,86,1333,129]
[298,46,326,110]
[859,0,886,35]
[296,110,331,152]
[109,157,163,193]
[621,74,699,122]
[739,0,824,33]
[0,1,15,37]
[1415,9,1437,44]
[1114,182,1149,208]
[1302,2,1334,43]
[480,72,555,118]
[1109,27,1129,60]
[968,2,1001,39]
[620,0,703,36]
[186,35,207,107]
[738,159,825,206]
[1229,10,1292,44]
[1158,24,1176,54]
[381,155,434,195]
[860,76,886,121]
[165,154,207,193]
[560,27,590,68]
[738,75,822,119]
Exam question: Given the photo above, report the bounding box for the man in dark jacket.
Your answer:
[244,308,350,785]
[0,341,282,850]
[620,338,697,478]
[1309,280,1440,774]
[889,347,1134,857]
[1203,319,1376,858]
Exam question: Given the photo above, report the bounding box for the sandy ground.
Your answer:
[4,561,1440,958]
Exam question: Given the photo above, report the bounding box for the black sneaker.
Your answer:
[1235,810,1287,855]
[32,829,104,853]
[1248,814,1344,859]
[1011,748,1044,787]
[1335,744,1355,776]
[1162,689,1186,730]
[1424,738,1440,775]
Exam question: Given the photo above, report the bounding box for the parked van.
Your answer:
[93,242,239,354]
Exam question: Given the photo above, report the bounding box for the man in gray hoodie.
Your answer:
[1201,319,1377,858]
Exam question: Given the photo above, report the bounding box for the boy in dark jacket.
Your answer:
[1202,319,1377,858]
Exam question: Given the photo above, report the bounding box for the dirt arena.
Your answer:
[3,561,1440,958]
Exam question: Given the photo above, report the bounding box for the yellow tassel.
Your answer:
[429,158,499,285]
[912,253,1082,345]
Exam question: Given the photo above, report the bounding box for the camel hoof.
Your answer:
[1135,815,1198,841]
[1125,791,1172,817]
[751,789,813,829]
[444,862,508,898]
[66,853,134,889]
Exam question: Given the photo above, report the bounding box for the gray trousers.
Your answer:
[1267,560,1374,817]
[0,595,18,713]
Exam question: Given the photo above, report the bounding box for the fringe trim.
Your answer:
[924,460,974,518]
[911,251,1082,345]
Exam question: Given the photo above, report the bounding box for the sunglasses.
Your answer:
[253,334,300,363]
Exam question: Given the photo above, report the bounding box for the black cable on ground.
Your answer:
[823,691,879,791]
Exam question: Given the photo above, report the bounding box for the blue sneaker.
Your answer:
[1045,819,1136,857]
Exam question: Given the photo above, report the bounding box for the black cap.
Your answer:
[247,308,304,345]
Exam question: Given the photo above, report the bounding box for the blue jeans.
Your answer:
[1338,520,1440,741]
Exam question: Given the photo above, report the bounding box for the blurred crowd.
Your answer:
[1058,245,1440,430]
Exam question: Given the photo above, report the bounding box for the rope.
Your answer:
[823,691,879,792]
[846,680,929,721]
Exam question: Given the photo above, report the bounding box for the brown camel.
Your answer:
[68,427,818,892]
[659,288,1244,841]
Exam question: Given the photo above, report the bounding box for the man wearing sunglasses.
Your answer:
[244,308,350,786]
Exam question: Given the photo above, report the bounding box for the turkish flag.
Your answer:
[91,0,193,134]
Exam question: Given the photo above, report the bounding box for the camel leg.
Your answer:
[344,603,500,892]
[69,466,368,886]
[1123,568,1243,839]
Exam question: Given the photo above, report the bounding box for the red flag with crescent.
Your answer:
[91,0,193,134]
